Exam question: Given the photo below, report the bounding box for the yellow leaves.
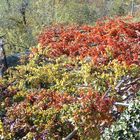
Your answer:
[18,79,25,89]
[105,46,113,59]
[2,49,139,96]
[42,47,50,57]
[80,62,92,85]
[0,120,5,140]
[0,120,4,132]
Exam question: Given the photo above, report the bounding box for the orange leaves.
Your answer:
[25,89,114,118]
[26,90,74,110]
[78,91,114,113]
[35,18,140,66]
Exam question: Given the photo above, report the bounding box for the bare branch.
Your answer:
[104,87,112,98]
[63,127,78,140]
[114,102,129,107]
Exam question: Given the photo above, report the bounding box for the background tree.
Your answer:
[0,0,140,55]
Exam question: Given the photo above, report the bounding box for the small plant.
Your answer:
[102,94,140,140]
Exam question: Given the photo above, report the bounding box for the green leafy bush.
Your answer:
[102,94,140,140]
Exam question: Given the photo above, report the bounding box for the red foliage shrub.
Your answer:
[2,89,114,139]
[37,17,140,65]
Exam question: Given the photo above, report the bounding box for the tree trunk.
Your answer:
[20,0,29,25]
[0,38,8,77]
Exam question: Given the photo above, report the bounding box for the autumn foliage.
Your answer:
[37,17,140,65]
[0,17,140,139]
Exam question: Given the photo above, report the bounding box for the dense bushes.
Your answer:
[0,89,114,139]
[38,17,140,65]
[0,17,140,139]
[102,94,140,140]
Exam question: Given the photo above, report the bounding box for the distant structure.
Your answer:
[0,37,8,77]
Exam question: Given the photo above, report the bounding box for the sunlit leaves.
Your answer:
[0,17,140,139]
[37,17,140,65]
